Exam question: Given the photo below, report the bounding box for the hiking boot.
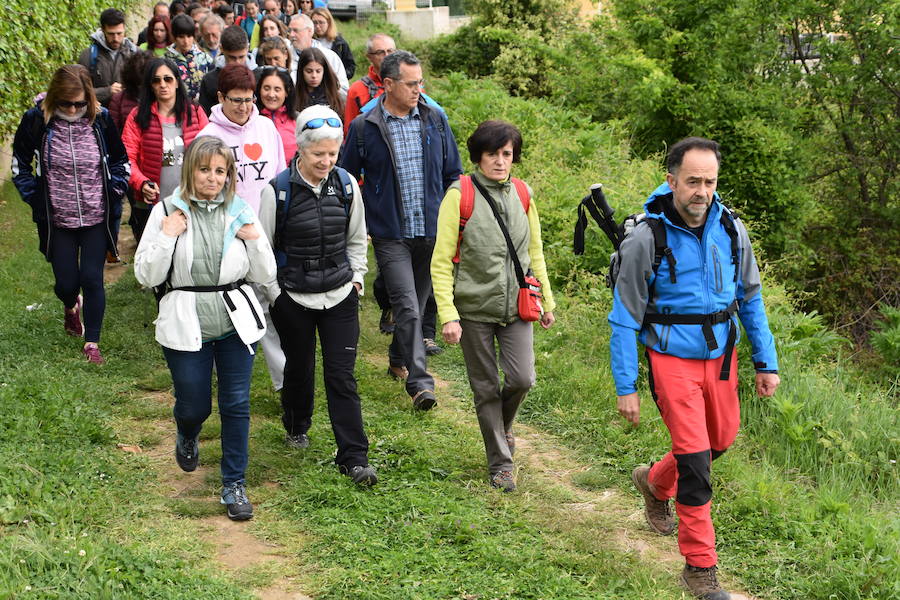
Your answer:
[682,564,731,600]
[490,470,516,492]
[346,464,378,486]
[423,338,443,355]
[505,430,516,456]
[387,365,408,380]
[175,433,199,472]
[64,295,84,337]
[221,481,253,521]
[82,343,105,365]
[412,389,436,411]
[632,465,675,535]
[285,432,310,449]
[379,308,394,335]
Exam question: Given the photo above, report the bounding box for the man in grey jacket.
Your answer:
[77,8,137,107]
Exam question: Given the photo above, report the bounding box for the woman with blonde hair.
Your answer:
[134,135,276,521]
[12,64,129,365]
[310,7,355,78]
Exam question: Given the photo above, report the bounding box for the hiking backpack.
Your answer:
[454,174,530,263]
[353,75,382,110]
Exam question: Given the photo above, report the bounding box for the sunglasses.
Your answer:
[152,75,176,84]
[301,117,341,132]
[58,100,89,109]
[260,65,289,73]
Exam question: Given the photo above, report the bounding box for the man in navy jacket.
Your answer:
[340,50,462,411]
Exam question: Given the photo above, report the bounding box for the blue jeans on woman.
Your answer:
[162,333,256,485]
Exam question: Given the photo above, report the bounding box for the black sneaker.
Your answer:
[221,481,253,521]
[285,433,310,449]
[379,308,394,335]
[347,465,378,486]
[412,389,436,411]
[175,433,199,472]
[423,338,443,355]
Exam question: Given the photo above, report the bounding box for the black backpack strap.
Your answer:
[719,206,740,282]
[271,168,292,249]
[646,217,675,283]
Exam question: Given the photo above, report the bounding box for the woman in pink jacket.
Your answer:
[198,63,285,215]
[121,57,208,242]
[256,65,297,166]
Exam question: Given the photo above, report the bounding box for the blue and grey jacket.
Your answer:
[608,182,778,395]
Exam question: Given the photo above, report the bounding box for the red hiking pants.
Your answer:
[646,349,740,568]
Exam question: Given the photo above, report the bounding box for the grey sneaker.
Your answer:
[423,338,443,355]
[682,564,730,600]
[632,464,675,535]
[175,433,199,472]
[221,481,253,521]
[490,470,516,492]
[285,433,309,449]
[347,465,378,486]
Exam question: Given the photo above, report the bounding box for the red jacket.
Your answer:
[121,102,208,196]
[344,65,383,134]
[260,105,296,166]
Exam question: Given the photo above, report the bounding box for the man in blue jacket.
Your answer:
[609,137,780,600]
[340,50,462,411]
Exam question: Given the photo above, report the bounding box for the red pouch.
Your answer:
[517,273,543,322]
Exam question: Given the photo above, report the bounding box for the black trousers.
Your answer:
[270,289,369,469]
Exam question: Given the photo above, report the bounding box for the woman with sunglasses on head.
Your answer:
[310,7,354,79]
[256,66,297,166]
[140,14,173,57]
[258,105,376,486]
[12,65,129,365]
[121,57,209,244]
[134,136,276,521]
[295,47,345,116]
[199,62,288,392]
[430,120,556,493]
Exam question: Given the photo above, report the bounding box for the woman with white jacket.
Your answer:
[134,136,276,521]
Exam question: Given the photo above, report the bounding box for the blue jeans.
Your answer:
[163,334,256,485]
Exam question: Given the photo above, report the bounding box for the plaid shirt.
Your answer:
[381,104,425,238]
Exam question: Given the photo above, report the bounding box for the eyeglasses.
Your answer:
[367,48,396,57]
[312,19,327,26]
[301,117,341,132]
[387,78,424,90]
[259,65,289,73]
[225,95,256,104]
[152,75,176,84]
[58,100,89,109]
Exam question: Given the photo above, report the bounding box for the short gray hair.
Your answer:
[200,13,225,33]
[295,105,343,150]
[380,50,419,82]
[366,33,395,54]
[290,13,313,30]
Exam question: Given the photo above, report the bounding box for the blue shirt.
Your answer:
[381,103,425,238]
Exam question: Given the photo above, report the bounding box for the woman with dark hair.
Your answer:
[250,14,289,50]
[169,1,187,17]
[255,36,291,71]
[297,0,313,15]
[121,57,209,242]
[310,7,354,78]
[165,13,214,100]
[199,62,287,391]
[134,136,276,521]
[110,50,152,131]
[431,120,556,492]
[295,47,344,115]
[11,64,129,365]
[256,66,297,164]
[140,15,173,57]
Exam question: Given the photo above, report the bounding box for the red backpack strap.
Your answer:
[511,177,530,214]
[453,175,474,264]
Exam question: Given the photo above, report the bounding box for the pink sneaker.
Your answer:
[64,295,84,337]
[82,343,105,365]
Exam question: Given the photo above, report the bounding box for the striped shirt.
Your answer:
[381,104,425,238]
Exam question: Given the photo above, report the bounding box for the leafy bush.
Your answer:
[871,305,900,369]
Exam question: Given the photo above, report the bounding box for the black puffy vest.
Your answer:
[275,169,352,293]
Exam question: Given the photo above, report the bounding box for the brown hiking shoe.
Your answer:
[632,465,675,535]
[682,564,730,600]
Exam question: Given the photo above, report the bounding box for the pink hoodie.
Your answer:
[198,104,286,215]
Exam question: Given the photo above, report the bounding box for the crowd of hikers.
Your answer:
[10,3,783,599]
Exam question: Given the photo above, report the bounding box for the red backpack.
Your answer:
[453,174,530,264]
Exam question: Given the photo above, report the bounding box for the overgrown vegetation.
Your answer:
[428,0,899,342]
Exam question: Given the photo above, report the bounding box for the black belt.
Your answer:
[170,279,264,331]
[644,300,739,380]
